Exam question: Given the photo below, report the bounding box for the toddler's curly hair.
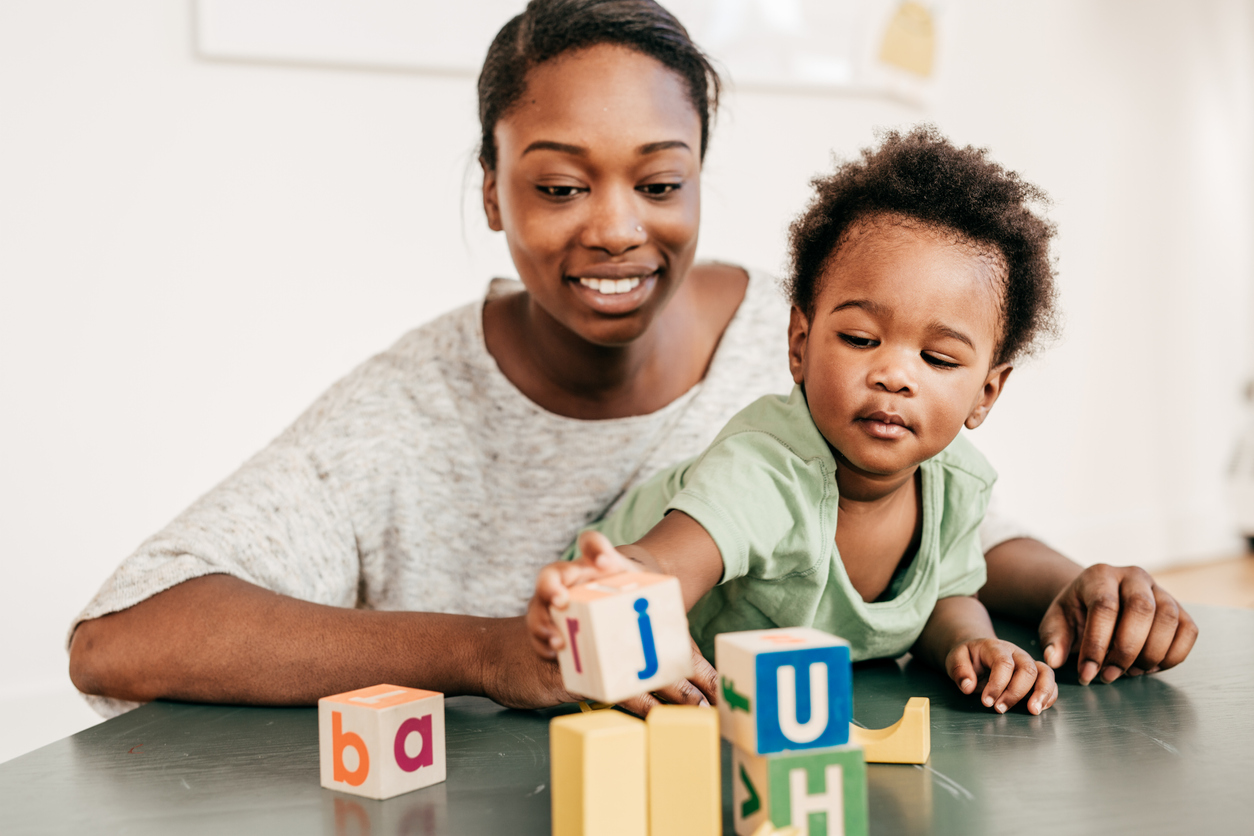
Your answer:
[786,125,1059,364]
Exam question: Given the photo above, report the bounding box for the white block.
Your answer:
[715,628,852,756]
[318,684,446,800]
[551,572,694,704]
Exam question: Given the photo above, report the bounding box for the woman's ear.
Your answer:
[481,160,503,232]
[965,363,1013,429]
[788,306,810,385]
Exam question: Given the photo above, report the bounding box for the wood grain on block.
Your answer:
[732,744,867,836]
[647,705,721,836]
[318,684,446,800]
[715,628,852,756]
[550,710,647,836]
[551,572,693,704]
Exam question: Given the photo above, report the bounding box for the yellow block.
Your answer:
[647,706,721,836]
[550,711,647,836]
[849,697,931,764]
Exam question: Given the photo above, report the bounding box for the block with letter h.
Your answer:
[552,572,694,704]
[716,627,867,836]
[319,684,446,800]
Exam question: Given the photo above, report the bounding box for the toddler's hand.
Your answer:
[525,530,640,660]
[945,638,1058,716]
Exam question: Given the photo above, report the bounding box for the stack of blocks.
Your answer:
[318,684,447,800]
[550,572,720,836]
[717,628,868,836]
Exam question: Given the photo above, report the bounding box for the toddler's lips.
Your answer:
[858,412,910,440]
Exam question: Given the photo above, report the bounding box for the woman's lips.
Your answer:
[567,271,659,314]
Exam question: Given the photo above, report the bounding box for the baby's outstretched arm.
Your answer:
[913,596,1058,716]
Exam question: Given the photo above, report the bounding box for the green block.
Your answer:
[731,744,867,836]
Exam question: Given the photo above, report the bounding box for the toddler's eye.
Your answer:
[637,182,680,197]
[840,334,877,348]
[923,353,960,369]
[538,185,586,198]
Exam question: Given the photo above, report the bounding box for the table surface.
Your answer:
[3,606,1251,836]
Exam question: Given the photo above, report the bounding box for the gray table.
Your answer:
[3,606,1251,835]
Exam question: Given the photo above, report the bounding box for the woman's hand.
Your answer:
[526,530,641,659]
[946,637,1058,716]
[617,638,719,717]
[1038,563,1199,684]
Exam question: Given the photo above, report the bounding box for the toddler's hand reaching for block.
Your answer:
[946,638,1058,716]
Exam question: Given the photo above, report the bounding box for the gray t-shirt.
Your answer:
[73,267,1031,716]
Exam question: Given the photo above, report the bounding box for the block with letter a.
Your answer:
[551,572,693,704]
[318,684,446,800]
[732,745,867,836]
[715,627,852,755]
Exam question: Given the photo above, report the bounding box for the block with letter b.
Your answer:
[732,745,868,836]
[552,572,694,704]
[318,684,446,800]
[716,627,852,755]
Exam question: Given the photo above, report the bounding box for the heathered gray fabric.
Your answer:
[73,267,1030,716]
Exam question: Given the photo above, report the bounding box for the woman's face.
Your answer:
[483,44,703,347]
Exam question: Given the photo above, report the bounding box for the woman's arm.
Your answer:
[979,538,1198,684]
[69,574,572,710]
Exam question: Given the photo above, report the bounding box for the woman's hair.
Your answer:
[477,0,721,171]
[786,125,1059,365]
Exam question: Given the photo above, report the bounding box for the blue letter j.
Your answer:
[634,598,659,680]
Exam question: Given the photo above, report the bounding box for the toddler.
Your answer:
[529,126,1060,715]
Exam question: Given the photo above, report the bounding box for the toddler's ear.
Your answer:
[787,306,810,385]
[965,363,1013,429]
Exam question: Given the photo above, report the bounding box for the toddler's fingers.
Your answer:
[945,644,978,695]
[577,530,637,574]
[990,650,1039,713]
[535,564,575,610]
[979,650,1016,710]
[1026,662,1057,715]
[524,597,561,658]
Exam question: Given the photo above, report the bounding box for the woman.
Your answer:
[69,0,1195,718]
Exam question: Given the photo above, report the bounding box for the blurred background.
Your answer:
[1,0,1251,763]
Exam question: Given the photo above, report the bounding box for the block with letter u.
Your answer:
[715,627,852,755]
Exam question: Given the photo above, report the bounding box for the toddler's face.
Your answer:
[789,215,1011,480]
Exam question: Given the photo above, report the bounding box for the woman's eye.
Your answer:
[637,182,680,197]
[840,334,877,348]
[923,353,960,369]
[538,185,585,198]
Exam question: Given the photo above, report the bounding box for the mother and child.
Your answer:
[69,0,1196,719]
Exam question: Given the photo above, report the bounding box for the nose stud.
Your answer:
[636,225,643,232]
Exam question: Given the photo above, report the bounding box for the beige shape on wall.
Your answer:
[879,1,936,78]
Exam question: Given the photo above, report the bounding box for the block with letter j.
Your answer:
[715,627,852,755]
[551,572,694,704]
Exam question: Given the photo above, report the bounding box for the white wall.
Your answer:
[0,0,1251,756]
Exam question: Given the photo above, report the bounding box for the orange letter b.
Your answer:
[332,711,370,786]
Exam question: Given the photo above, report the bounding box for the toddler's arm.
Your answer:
[913,595,1058,716]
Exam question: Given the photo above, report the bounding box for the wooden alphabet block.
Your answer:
[318,684,446,800]
[552,572,694,704]
[716,628,852,755]
[550,710,647,836]
[732,744,868,836]
[647,705,721,836]
[849,697,930,764]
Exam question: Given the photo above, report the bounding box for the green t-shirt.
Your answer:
[565,385,994,663]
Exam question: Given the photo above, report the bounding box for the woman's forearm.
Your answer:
[68,574,503,705]
[979,537,1083,621]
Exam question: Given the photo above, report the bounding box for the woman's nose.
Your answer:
[581,188,646,254]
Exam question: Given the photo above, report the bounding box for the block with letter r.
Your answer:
[551,572,693,704]
[715,627,852,755]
